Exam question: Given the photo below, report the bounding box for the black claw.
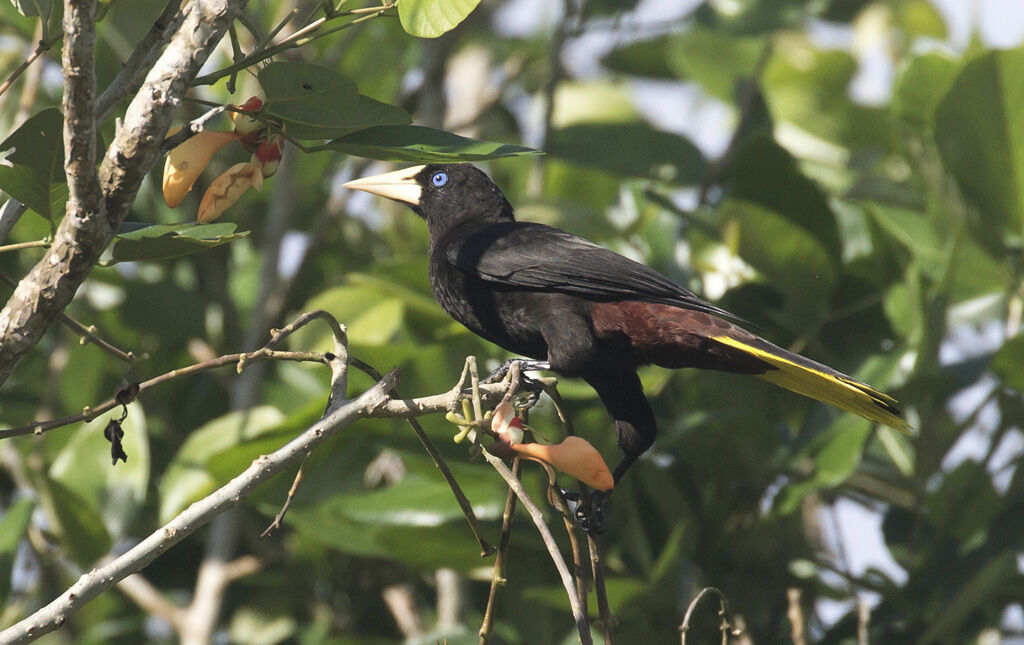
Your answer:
[559,489,609,534]
[482,358,550,384]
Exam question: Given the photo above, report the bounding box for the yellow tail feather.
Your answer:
[712,335,911,433]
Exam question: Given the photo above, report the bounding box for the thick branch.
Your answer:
[0,372,395,645]
[61,0,102,221]
[0,0,246,387]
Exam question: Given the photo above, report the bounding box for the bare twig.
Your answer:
[0,240,49,254]
[383,584,426,639]
[589,535,614,644]
[116,574,185,630]
[0,32,62,100]
[857,598,870,645]
[95,0,186,122]
[481,450,591,644]
[191,2,395,87]
[787,587,806,645]
[159,104,230,154]
[352,356,495,556]
[0,269,137,364]
[0,348,326,440]
[0,200,28,245]
[680,587,735,645]
[259,451,311,538]
[0,370,396,645]
[479,456,521,644]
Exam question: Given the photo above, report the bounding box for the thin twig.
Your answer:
[479,457,521,644]
[0,349,327,440]
[0,32,63,100]
[482,450,591,644]
[0,371,396,645]
[191,2,395,87]
[116,574,185,629]
[259,451,311,539]
[787,587,806,645]
[0,240,49,254]
[0,269,137,363]
[588,535,614,644]
[351,356,495,557]
[857,598,870,645]
[680,587,735,645]
[0,200,28,245]
[95,0,186,122]
[159,104,230,154]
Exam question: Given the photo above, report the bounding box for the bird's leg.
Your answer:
[561,458,638,533]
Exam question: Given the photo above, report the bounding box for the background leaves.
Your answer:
[1,1,1023,644]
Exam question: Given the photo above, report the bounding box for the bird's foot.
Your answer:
[482,358,551,384]
[559,489,609,534]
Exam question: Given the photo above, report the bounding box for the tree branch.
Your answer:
[0,371,396,645]
[0,0,247,387]
[95,0,186,122]
[61,0,102,224]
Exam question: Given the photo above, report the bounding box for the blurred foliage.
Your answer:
[1,0,1023,643]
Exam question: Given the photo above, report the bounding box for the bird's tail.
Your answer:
[711,334,911,433]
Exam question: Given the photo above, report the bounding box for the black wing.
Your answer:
[445,221,742,321]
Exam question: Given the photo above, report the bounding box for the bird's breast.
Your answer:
[428,253,547,359]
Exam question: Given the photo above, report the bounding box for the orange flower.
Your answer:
[162,130,240,208]
[197,161,263,222]
[510,436,614,492]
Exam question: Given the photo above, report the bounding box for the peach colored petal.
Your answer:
[511,436,614,492]
[163,130,240,207]
[197,161,262,222]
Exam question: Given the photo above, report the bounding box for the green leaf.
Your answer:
[893,0,947,40]
[104,222,249,264]
[547,122,706,185]
[11,0,52,18]
[777,415,872,514]
[0,108,64,219]
[601,35,677,80]
[259,62,409,140]
[47,479,112,566]
[159,406,285,522]
[283,466,508,570]
[919,551,1016,644]
[324,125,540,163]
[934,47,1024,241]
[666,27,765,102]
[718,199,837,309]
[727,134,840,256]
[397,0,481,38]
[892,52,959,130]
[762,37,891,149]
[991,334,1024,393]
[925,461,1001,543]
[0,498,34,607]
[49,404,150,536]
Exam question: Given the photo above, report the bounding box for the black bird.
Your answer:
[344,163,909,525]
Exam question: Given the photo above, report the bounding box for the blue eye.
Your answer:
[431,172,448,187]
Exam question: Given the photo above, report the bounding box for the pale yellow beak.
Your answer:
[342,165,426,206]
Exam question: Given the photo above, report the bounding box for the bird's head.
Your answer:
[343,163,514,238]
